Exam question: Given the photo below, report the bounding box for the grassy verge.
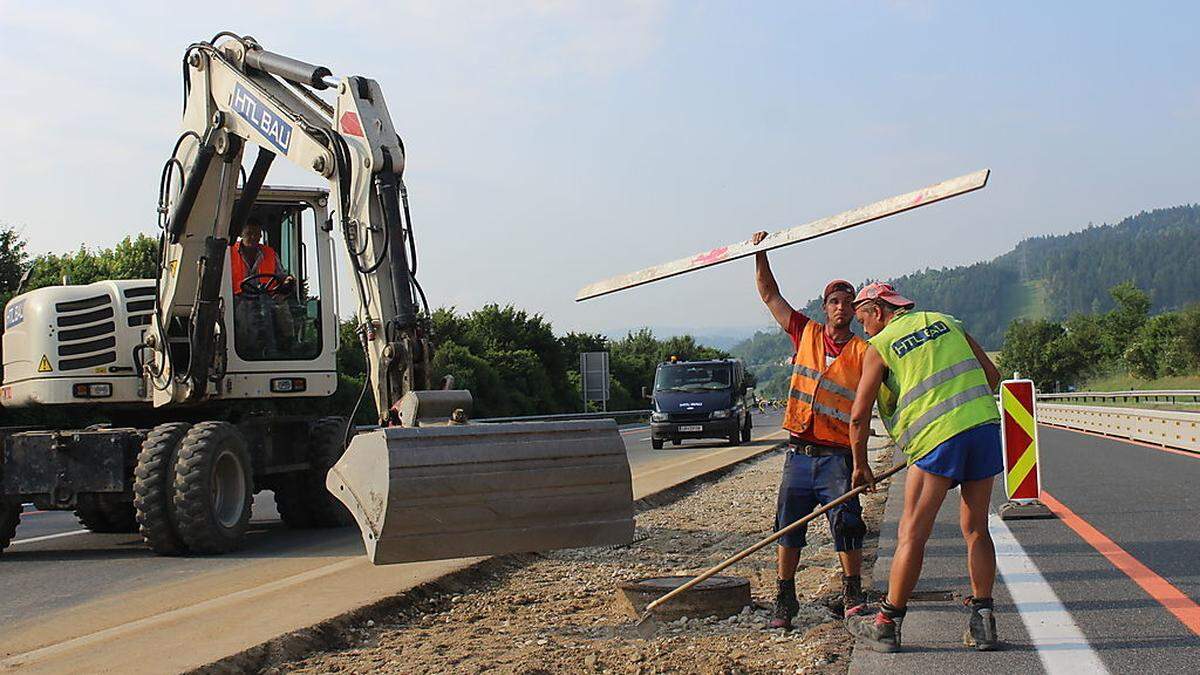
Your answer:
[1079,373,1200,391]
[1051,372,1200,411]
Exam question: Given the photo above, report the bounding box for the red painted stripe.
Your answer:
[1042,491,1200,637]
[1012,465,1039,500]
[1040,423,1199,460]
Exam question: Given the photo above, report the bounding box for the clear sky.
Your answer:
[1,1,1197,336]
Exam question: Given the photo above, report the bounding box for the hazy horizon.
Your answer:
[3,2,1196,334]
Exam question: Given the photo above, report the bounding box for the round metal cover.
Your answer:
[617,575,751,621]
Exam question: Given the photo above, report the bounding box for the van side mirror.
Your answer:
[641,386,652,400]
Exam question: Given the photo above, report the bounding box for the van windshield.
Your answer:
[655,364,732,392]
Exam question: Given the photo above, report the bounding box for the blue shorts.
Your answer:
[774,450,865,551]
[914,422,1003,486]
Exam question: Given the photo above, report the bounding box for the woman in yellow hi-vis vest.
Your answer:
[843,282,1003,654]
[751,231,868,630]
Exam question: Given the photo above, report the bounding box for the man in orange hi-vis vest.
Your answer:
[752,230,868,629]
[230,219,295,357]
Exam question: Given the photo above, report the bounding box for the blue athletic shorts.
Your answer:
[913,422,1003,486]
[774,450,865,551]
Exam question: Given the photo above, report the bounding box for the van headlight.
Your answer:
[651,412,668,422]
[710,409,731,419]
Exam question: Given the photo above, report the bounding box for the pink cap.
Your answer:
[854,282,915,309]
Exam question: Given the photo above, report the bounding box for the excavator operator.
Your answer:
[231,218,296,358]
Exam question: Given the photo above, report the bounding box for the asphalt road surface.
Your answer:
[0,410,786,672]
[853,423,1200,674]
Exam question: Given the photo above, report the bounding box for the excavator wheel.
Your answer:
[75,496,139,534]
[304,417,355,528]
[173,421,254,554]
[0,500,20,556]
[272,473,317,529]
[134,422,192,555]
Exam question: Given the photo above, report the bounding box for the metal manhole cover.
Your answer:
[616,575,751,621]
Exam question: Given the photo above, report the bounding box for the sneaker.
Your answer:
[770,579,799,629]
[845,606,903,653]
[842,575,863,614]
[963,597,999,651]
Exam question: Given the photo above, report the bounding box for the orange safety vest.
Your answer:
[230,242,279,295]
[782,320,867,447]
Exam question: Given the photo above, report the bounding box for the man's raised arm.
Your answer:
[752,231,796,331]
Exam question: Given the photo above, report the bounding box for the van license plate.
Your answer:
[679,425,703,432]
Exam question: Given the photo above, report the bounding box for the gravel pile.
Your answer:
[277,444,893,675]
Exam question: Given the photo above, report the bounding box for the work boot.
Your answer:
[770,578,799,629]
[963,596,999,651]
[845,601,904,653]
[841,575,863,615]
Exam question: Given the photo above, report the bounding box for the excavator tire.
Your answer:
[173,422,254,554]
[272,473,316,529]
[0,500,20,556]
[305,417,355,528]
[75,497,139,534]
[134,422,192,555]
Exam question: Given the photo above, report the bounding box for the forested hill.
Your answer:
[798,204,1200,349]
[735,204,1200,396]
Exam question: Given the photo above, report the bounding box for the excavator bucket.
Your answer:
[327,419,635,564]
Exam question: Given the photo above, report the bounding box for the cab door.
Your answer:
[221,189,337,398]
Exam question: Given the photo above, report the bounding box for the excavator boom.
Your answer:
[156,33,634,563]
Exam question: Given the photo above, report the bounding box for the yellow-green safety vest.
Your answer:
[869,310,999,462]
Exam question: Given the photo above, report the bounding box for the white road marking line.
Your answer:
[10,529,90,546]
[1,431,786,668]
[0,558,367,669]
[989,514,1109,674]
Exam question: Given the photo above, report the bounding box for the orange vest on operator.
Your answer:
[782,318,868,448]
[229,242,279,295]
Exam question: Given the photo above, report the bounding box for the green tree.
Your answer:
[1124,312,1191,379]
[1177,304,1200,366]
[0,225,29,307]
[337,319,367,379]
[431,341,505,416]
[999,319,1070,390]
[1101,282,1150,362]
[25,234,159,290]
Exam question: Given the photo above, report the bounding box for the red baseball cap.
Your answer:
[823,279,855,301]
[854,282,915,309]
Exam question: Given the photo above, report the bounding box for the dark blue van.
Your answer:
[648,359,752,449]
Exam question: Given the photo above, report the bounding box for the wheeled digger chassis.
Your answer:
[0,407,353,555]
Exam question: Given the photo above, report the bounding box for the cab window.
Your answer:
[230,204,323,361]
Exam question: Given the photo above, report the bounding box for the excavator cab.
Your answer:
[228,197,324,363]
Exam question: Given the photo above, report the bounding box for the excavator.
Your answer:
[0,33,634,563]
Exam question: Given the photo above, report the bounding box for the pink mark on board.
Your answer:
[910,192,925,206]
[693,246,730,265]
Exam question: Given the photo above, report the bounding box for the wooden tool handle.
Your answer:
[644,461,906,614]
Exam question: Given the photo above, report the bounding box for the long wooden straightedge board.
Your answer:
[575,169,990,301]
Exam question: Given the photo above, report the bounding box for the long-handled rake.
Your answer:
[633,461,908,634]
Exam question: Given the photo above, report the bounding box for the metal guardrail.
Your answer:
[473,410,651,424]
[353,409,651,434]
[1037,402,1199,452]
[1037,390,1200,405]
